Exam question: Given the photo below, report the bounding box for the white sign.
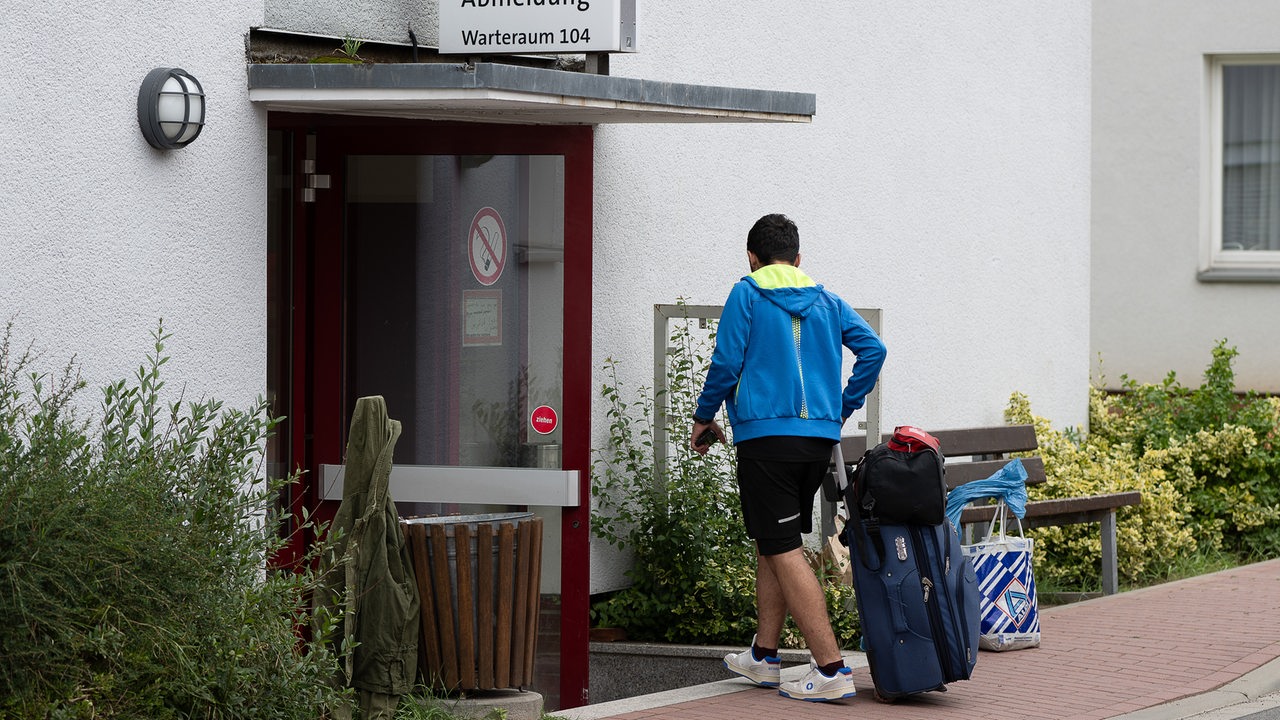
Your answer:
[439,0,637,55]
[463,290,502,346]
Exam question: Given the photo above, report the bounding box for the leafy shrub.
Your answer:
[1004,392,1198,589]
[589,313,757,644]
[0,322,347,719]
[590,310,858,648]
[1006,340,1280,591]
[1094,342,1280,558]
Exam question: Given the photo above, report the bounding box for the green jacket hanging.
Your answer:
[319,396,420,716]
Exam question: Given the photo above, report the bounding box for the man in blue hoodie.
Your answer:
[691,213,885,702]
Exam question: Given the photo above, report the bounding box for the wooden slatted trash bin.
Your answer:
[402,513,543,693]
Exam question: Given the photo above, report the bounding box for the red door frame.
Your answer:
[271,114,594,708]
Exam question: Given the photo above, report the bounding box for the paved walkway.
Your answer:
[562,559,1280,720]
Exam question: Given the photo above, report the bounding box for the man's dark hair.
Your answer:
[747,213,800,264]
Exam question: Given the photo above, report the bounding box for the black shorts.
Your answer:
[735,437,833,552]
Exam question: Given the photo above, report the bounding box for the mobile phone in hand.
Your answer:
[696,427,718,448]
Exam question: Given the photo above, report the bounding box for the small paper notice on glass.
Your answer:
[464,290,502,347]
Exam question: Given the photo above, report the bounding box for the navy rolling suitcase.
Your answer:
[835,441,979,702]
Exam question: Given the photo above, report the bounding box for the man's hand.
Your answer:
[690,420,726,455]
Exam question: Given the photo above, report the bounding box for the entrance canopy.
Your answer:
[248,62,815,124]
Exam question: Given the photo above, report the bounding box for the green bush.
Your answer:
[1004,392,1198,589]
[589,313,757,644]
[1094,342,1280,558]
[1007,340,1280,591]
[589,310,858,649]
[0,322,348,719]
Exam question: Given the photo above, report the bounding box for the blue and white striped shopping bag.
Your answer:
[962,509,1041,652]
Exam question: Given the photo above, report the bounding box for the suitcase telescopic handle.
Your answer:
[832,443,848,492]
[835,443,884,572]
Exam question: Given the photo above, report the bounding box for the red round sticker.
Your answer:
[530,405,558,435]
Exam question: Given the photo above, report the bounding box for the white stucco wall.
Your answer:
[2,0,1092,597]
[1,1,268,413]
[1093,0,1280,393]
[589,0,1093,591]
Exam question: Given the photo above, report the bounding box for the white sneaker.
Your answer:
[723,636,781,687]
[778,660,857,702]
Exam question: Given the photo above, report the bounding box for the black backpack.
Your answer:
[848,425,946,527]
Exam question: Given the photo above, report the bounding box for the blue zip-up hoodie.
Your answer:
[694,264,886,444]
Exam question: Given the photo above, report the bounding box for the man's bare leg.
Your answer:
[753,550,788,649]
[757,548,841,666]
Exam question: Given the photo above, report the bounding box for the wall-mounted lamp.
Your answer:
[137,68,205,150]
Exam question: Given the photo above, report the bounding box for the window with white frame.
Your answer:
[1205,56,1280,281]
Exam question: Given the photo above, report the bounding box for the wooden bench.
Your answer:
[838,424,1142,596]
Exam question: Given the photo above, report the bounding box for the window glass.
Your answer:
[344,154,566,469]
[1222,64,1280,252]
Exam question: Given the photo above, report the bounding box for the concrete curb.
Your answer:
[586,641,814,705]
[557,652,870,720]
[1109,656,1280,720]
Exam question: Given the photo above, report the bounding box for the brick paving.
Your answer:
[583,559,1280,720]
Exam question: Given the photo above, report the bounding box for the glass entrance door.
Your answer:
[268,118,593,709]
[345,153,565,483]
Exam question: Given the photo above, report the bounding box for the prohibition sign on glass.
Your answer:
[468,207,507,286]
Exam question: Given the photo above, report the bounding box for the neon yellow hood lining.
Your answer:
[750,264,817,289]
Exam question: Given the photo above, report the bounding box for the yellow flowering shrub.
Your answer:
[1004,341,1280,590]
[1005,392,1196,588]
